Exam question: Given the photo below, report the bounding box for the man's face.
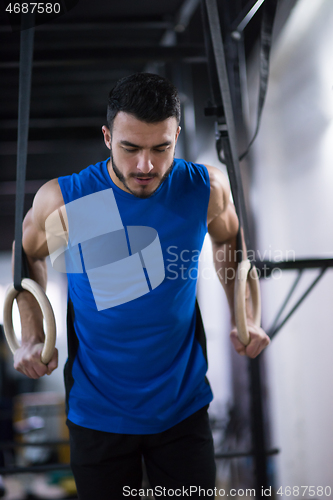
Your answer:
[102,112,181,199]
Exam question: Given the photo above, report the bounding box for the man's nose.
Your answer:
[137,152,154,174]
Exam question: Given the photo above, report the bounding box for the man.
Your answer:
[13,73,269,499]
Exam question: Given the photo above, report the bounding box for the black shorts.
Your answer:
[67,405,216,499]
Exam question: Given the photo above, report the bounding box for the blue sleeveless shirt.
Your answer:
[58,158,213,434]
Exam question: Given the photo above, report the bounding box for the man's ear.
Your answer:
[102,125,111,149]
[175,126,181,143]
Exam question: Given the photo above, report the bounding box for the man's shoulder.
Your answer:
[31,159,107,232]
[31,179,65,231]
[204,165,229,194]
[36,179,64,209]
[205,165,231,222]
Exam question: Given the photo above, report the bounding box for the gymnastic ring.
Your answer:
[234,259,261,346]
[3,278,56,365]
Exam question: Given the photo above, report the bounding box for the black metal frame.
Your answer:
[199,0,333,496]
[256,258,333,339]
[201,0,274,494]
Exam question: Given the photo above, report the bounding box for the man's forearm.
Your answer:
[210,220,270,357]
[212,235,255,329]
[211,235,238,325]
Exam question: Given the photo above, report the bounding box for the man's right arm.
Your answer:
[13,179,64,379]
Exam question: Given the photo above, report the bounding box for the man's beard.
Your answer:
[110,150,175,199]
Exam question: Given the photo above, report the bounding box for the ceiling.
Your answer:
[0,0,296,250]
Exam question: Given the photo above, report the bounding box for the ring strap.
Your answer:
[14,17,35,291]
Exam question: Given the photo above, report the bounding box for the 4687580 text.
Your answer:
[5,3,61,14]
[276,486,331,497]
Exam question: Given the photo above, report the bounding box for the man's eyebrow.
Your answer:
[119,140,172,148]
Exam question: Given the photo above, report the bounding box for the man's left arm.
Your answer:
[205,165,270,358]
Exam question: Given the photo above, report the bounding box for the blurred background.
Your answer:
[0,0,333,498]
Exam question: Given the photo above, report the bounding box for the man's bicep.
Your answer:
[208,201,239,244]
[206,165,231,223]
[22,208,49,259]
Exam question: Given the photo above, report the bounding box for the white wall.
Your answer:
[251,0,333,489]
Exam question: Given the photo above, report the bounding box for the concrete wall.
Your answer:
[251,0,333,489]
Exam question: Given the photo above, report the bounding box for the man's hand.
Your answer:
[14,342,58,379]
[230,321,270,358]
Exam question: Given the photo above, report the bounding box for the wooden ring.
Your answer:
[234,259,261,345]
[3,278,56,364]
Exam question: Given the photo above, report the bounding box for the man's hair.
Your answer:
[107,73,181,131]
